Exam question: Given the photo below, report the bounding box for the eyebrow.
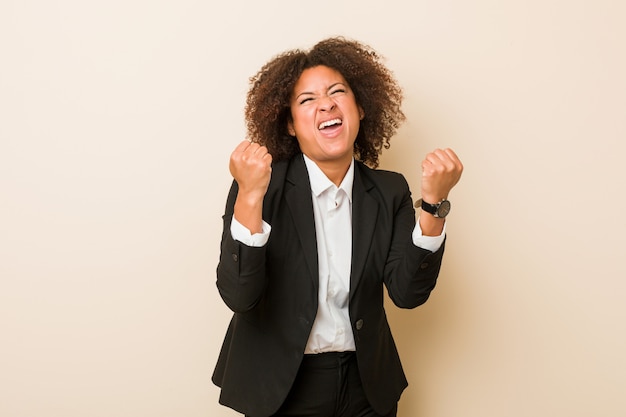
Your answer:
[294,82,346,100]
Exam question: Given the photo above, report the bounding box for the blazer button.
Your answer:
[420,262,429,270]
[355,319,364,330]
[231,253,238,262]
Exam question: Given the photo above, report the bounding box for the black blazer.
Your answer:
[212,153,445,417]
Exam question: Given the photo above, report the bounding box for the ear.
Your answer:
[287,120,296,136]
[358,106,365,120]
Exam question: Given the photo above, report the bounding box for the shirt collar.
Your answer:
[303,154,354,203]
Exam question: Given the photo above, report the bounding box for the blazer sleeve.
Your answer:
[382,174,446,309]
[215,180,269,313]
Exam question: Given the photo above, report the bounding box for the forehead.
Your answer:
[293,65,348,92]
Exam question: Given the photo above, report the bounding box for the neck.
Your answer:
[316,158,352,187]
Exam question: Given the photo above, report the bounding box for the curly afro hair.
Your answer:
[244,36,405,168]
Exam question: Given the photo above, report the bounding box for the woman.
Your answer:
[213,37,463,417]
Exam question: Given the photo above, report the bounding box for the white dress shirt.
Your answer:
[302,156,355,353]
[230,156,446,354]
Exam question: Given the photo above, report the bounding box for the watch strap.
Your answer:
[415,198,451,218]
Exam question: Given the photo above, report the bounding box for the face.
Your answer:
[288,65,363,168]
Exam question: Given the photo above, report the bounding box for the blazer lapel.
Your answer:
[284,155,319,290]
[350,162,378,299]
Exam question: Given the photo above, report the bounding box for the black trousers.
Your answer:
[252,352,398,417]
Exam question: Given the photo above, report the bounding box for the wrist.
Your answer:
[234,193,264,234]
[415,198,451,219]
[419,214,445,237]
[236,189,265,207]
[420,194,448,205]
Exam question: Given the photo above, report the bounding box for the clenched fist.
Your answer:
[420,148,463,204]
[419,148,463,235]
[229,140,273,233]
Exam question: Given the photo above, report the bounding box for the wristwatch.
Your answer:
[415,198,451,218]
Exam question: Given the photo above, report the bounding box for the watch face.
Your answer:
[436,200,451,218]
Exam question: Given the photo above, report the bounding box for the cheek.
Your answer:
[339,97,360,116]
[292,109,316,130]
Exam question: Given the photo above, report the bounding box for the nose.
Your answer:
[318,95,336,111]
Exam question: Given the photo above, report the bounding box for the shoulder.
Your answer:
[269,153,305,187]
[355,160,410,193]
[261,154,307,207]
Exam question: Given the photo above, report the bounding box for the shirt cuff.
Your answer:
[230,217,271,247]
[412,216,446,252]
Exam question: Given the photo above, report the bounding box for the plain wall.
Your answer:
[2,1,625,416]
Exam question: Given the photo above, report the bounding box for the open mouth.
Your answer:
[318,118,342,130]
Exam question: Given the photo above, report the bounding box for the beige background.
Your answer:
[2,1,625,416]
